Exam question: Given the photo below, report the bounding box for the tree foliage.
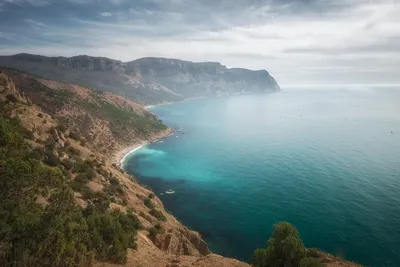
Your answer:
[0,109,142,266]
[253,222,308,267]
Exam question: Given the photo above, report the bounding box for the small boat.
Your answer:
[165,189,175,194]
[160,193,164,196]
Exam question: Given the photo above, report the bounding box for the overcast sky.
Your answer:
[0,0,399,85]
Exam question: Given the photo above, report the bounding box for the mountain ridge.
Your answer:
[0,53,280,105]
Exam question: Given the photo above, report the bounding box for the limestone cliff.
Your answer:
[0,53,280,105]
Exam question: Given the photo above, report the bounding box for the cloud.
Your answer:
[99,12,112,17]
[3,0,50,7]
[0,0,399,85]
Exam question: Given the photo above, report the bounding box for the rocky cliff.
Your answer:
[0,70,251,267]
[0,53,280,105]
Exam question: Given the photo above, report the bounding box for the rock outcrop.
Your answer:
[153,227,211,257]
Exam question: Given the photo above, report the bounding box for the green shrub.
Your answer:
[69,131,80,140]
[43,150,60,167]
[74,161,91,173]
[252,222,306,267]
[143,197,154,209]
[28,147,45,160]
[67,146,80,156]
[75,173,90,184]
[150,208,167,221]
[148,224,165,239]
[45,137,56,150]
[0,117,24,148]
[148,227,159,239]
[61,158,74,170]
[86,210,140,264]
[110,176,120,186]
[139,211,153,223]
[86,167,97,180]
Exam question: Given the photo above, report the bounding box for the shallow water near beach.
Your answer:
[124,87,400,266]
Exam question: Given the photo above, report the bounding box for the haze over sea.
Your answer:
[124,87,400,267]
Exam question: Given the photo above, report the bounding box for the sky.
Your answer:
[0,0,399,85]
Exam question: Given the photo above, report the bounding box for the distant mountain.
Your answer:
[0,53,280,105]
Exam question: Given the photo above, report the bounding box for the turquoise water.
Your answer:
[124,88,400,266]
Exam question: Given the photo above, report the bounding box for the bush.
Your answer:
[5,94,18,102]
[148,227,158,239]
[61,158,74,170]
[43,150,60,167]
[252,222,306,267]
[86,210,141,264]
[56,123,67,133]
[67,146,80,156]
[148,223,165,240]
[85,167,97,180]
[37,112,43,118]
[110,176,120,186]
[28,147,45,160]
[148,193,155,199]
[69,131,80,140]
[150,208,167,221]
[80,138,86,147]
[74,161,91,173]
[75,173,90,184]
[45,137,56,150]
[139,211,153,223]
[143,197,154,209]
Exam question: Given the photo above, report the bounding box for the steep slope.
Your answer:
[0,71,250,267]
[1,68,170,154]
[0,53,280,105]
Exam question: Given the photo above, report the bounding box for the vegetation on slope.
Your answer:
[0,98,143,266]
[1,68,168,153]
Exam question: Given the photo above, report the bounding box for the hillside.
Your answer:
[1,68,169,155]
[0,70,252,267]
[0,54,280,105]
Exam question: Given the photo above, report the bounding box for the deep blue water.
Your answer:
[124,87,400,266]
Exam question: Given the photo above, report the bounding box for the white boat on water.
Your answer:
[165,189,175,194]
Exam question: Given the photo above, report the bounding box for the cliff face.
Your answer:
[0,53,280,105]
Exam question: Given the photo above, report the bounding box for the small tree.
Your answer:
[252,222,306,267]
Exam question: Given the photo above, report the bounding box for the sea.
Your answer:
[123,86,400,267]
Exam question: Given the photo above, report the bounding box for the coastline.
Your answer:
[114,127,174,168]
[115,143,147,168]
[145,96,206,110]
